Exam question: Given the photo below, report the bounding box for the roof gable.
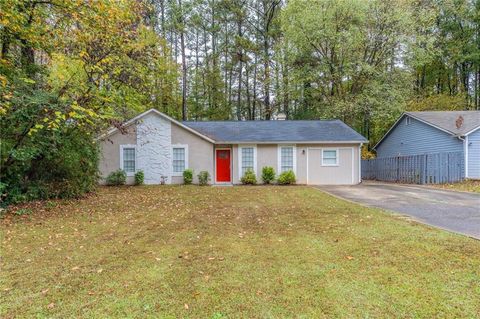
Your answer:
[407,111,480,136]
[99,109,215,143]
[374,111,480,149]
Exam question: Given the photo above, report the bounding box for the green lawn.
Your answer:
[1,186,480,318]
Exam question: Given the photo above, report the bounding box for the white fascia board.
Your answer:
[97,109,215,143]
[217,140,367,144]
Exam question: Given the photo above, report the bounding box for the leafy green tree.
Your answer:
[0,0,179,204]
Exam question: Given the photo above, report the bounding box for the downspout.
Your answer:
[458,136,468,179]
[359,143,363,184]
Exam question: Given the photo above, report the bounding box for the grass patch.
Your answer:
[1,186,480,317]
[432,179,480,193]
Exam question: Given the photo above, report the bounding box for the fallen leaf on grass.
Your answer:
[184,303,189,310]
[41,288,49,295]
[345,256,354,260]
[97,268,103,273]
[47,302,55,309]
[71,266,80,271]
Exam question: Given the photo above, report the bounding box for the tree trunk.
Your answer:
[252,54,258,120]
[178,0,187,120]
[236,20,243,120]
[263,36,270,120]
[245,61,251,120]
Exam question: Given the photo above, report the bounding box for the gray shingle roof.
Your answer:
[406,111,480,136]
[182,120,367,143]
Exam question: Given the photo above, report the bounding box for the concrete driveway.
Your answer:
[315,182,480,239]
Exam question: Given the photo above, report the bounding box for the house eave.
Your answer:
[464,125,480,136]
[215,140,368,145]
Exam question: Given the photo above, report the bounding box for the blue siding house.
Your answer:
[374,111,480,179]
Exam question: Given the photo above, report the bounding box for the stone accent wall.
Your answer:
[136,112,172,184]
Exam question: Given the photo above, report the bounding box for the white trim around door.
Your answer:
[214,147,232,184]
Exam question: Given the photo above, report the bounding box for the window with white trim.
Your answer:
[241,147,254,175]
[280,146,294,172]
[172,147,186,173]
[322,149,338,166]
[122,147,136,173]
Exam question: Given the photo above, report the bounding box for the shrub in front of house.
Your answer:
[134,170,144,185]
[183,169,193,185]
[241,169,257,185]
[197,171,210,186]
[277,170,296,185]
[106,169,127,186]
[261,166,275,184]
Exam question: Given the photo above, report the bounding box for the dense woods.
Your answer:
[1,0,480,202]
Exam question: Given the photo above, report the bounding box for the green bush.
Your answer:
[241,169,257,185]
[1,124,99,205]
[134,170,144,185]
[261,166,275,184]
[106,169,127,186]
[183,169,193,185]
[197,171,210,186]
[277,170,296,185]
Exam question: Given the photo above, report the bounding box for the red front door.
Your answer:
[216,149,231,182]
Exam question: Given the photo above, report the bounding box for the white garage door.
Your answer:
[307,148,355,185]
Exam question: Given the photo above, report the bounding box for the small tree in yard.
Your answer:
[183,169,193,185]
[261,166,275,184]
[277,170,296,185]
[241,169,257,185]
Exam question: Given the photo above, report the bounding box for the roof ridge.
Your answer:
[182,119,341,123]
[406,110,480,113]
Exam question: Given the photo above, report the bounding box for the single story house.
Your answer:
[99,109,367,185]
[374,111,480,179]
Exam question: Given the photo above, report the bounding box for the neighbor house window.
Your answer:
[280,146,294,172]
[405,117,411,125]
[172,146,187,175]
[240,146,255,176]
[120,145,136,175]
[322,149,338,166]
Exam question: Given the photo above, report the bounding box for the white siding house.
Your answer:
[98,109,367,185]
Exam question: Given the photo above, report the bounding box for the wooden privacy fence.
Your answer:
[362,152,464,184]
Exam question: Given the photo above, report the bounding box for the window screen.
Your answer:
[123,148,136,172]
[280,147,294,172]
[241,147,254,175]
[173,147,185,173]
[322,150,338,165]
